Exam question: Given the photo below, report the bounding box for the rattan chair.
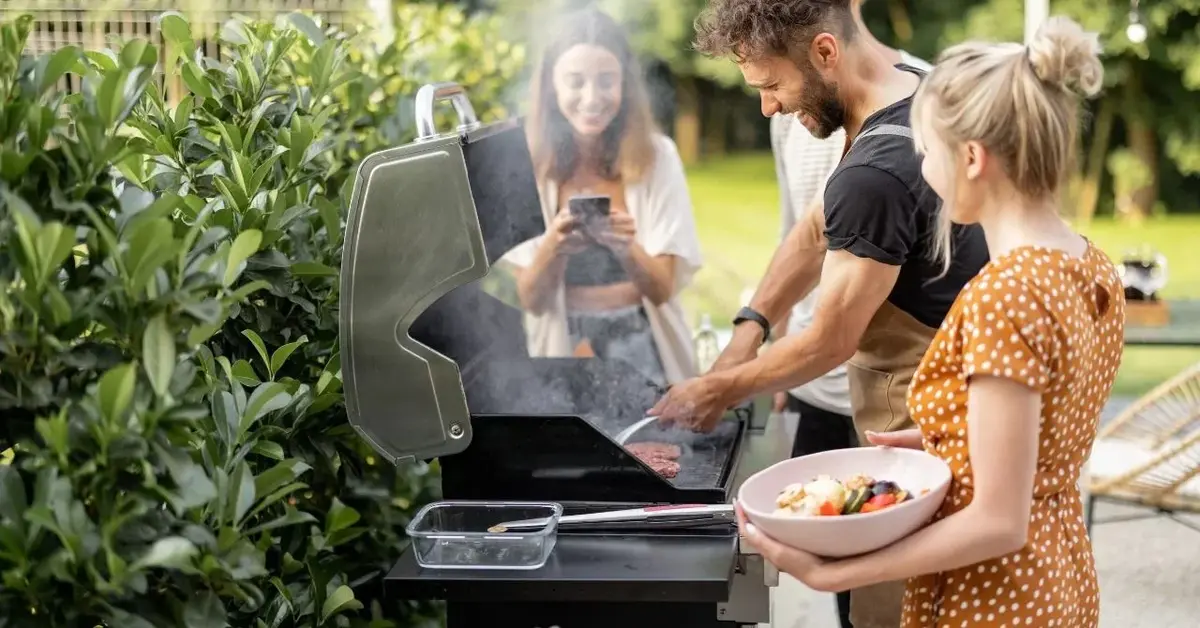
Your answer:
[1084,361,1200,533]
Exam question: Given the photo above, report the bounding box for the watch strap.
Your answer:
[733,306,771,343]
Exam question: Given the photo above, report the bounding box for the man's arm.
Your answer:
[768,116,798,342]
[717,249,898,400]
[716,206,826,368]
[714,164,917,405]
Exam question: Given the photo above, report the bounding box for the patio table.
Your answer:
[1124,300,1200,347]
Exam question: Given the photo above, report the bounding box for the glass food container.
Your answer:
[405,501,562,570]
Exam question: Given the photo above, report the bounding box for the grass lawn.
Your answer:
[681,152,1200,398]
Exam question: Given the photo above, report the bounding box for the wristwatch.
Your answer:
[732,306,771,343]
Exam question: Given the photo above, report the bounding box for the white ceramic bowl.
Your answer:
[738,446,951,558]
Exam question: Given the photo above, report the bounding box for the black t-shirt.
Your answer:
[823,66,989,329]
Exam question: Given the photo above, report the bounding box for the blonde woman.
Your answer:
[737,16,1125,627]
[501,7,702,387]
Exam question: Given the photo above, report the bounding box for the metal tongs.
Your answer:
[488,504,735,534]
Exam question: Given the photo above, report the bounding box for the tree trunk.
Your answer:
[703,91,729,158]
[886,0,914,45]
[674,75,701,165]
[1127,118,1158,221]
[1074,97,1115,225]
[1120,65,1158,222]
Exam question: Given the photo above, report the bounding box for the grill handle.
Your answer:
[415,82,481,139]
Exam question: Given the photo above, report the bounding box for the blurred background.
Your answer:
[12,0,1198,394]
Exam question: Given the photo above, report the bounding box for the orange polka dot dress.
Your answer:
[901,242,1125,627]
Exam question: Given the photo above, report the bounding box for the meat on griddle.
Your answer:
[626,442,682,478]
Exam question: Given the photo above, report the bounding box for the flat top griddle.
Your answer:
[593,416,742,491]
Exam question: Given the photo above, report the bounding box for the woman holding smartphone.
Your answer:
[501,7,703,387]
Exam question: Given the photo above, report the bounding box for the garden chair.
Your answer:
[1085,361,1200,534]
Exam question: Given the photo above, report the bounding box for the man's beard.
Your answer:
[793,69,845,140]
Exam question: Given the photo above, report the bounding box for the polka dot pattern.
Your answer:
[900,243,1126,628]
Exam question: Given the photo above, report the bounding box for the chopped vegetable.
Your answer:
[774,472,917,518]
[845,473,875,491]
[842,487,870,514]
[871,481,898,496]
[867,493,897,508]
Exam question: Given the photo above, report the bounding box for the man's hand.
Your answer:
[772,391,789,413]
[648,374,735,433]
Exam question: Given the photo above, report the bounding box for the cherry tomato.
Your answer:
[867,493,897,509]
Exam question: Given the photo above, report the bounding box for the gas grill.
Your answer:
[339,82,790,627]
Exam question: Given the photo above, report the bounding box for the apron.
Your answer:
[839,124,940,628]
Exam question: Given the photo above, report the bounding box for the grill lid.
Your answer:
[339,83,542,463]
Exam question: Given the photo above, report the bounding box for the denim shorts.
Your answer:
[567,305,667,388]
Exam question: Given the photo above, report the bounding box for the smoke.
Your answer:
[393,0,707,436]
[492,0,696,136]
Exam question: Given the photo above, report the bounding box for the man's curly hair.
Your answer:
[693,0,857,61]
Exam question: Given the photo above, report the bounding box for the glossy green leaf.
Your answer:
[268,336,307,379]
[182,590,226,628]
[224,229,262,287]
[231,359,262,386]
[0,466,28,531]
[246,481,307,523]
[290,261,338,278]
[34,409,70,463]
[181,62,213,98]
[320,585,363,623]
[229,279,271,302]
[250,440,285,461]
[229,462,256,526]
[324,498,360,535]
[240,330,270,369]
[156,443,218,514]
[158,12,195,51]
[98,363,137,424]
[240,382,292,436]
[142,314,176,398]
[36,45,80,94]
[124,218,176,294]
[286,12,326,45]
[131,536,198,571]
[244,507,316,537]
[106,608,158,628]
[118,38,157,70]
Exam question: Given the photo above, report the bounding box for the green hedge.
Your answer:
[0,7,523,627]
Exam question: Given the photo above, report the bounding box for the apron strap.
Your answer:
[850,123,913,148]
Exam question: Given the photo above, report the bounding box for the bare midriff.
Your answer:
[566,282,641,311]
[558,175,641,312]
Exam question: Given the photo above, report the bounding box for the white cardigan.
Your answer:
[498,134,703,384]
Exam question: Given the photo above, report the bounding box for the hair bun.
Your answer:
[1027,16,1104,97]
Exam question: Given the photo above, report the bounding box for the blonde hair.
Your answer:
[911,16,1104,272]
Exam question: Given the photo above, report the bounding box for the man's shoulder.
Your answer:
[824,164,910,204]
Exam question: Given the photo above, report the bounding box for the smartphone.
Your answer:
[568,195,611,228]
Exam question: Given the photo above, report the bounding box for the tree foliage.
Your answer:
[0,4,523,626]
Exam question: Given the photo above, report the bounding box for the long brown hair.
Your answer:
[526,8,659,185]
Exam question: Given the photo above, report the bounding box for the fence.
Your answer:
[0,0,377,102]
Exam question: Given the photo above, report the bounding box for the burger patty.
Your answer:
[626,442,682,478]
